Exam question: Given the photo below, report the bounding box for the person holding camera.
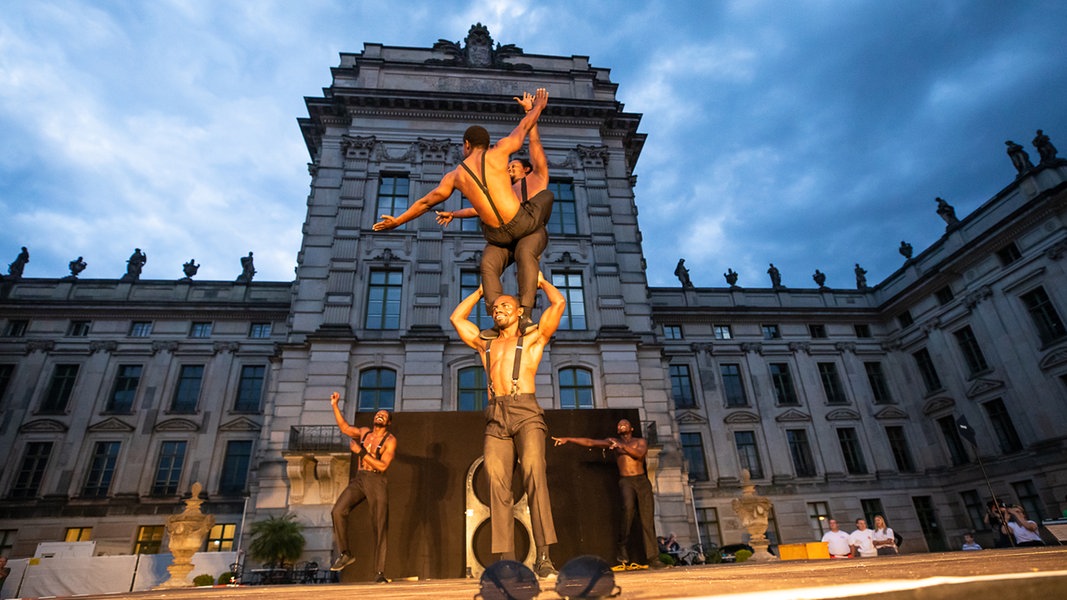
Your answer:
[983,501,1012,548]
[1001,505,1045,547]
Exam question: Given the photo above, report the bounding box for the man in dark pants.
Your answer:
[553,420,667,570]
[450,272,566,578]
[375,89,550,336]
[329,391,397,583]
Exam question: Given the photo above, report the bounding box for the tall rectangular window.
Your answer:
[695,506,722,547]
[898,310,913,328]
[559,367,594,409]
[935,286,955,305]
[134,525,165,554]
[170,365,204,413]
[996,242,1021,266]
[205,523,237,552]
[1011,480,1043,523]
[937,415,970,465]
[358,368,396,411]
[860,498,886,528]
[366,269,403,330]
[818,362,848,404]
[375,175,410,226]
[458,366,487,411]
[720,363,747,407]
[864,362,893,404]
[11,441,53,498]
[983,398,1022,453]
[152,441,187,496]
[770,363,799,405]
[734,431,763,479]
[836,428,868,475]
[129,321,153,337]
[249,322,273,338]
[713,325,732,340]
[669,364,697,409]
[960,490,985,531]
[808,501,831,538]
[954,326,989,375]
[234,365,266,412]
[107,365,142,413]
[0,364,15,407]
[680,432,709,482]
[40,364,79,413]
[82,441,120,497]
[461,271,492,330]
[912,348,942,393]
[546,180,577,235]
[786,429,816,477]
[68,320,91,337]
[1020,287,1067,345]
[552,271,587,330]
[218,440,253,495]
[885,426,916,472]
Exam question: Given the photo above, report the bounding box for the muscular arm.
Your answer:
[356,435,397,472]
[614,437,648,460]
[528,124,548,182]
[493,88,548,157]
[331,392,365,439]
[552,436,612,449]
[374,171,458,231]
[450,285,487,351]
[436,207,479,226]
[533,271,566,340]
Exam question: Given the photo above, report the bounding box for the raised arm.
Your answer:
[331,392,364,439]
[374,171,459,231]
[533,271,566,340]
[552,436,612,448]
[494,88,548,156]
[514,92,548,181]
[450,285,487,351]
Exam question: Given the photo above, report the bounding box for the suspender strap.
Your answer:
[484,336,525,397]
[360,431,391,460]
[459,152,505,227]
[521,177,528,202]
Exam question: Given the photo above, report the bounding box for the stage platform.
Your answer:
[37,547,1067,600]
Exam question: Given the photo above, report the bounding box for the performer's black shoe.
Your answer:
[534,557,558,579]
[330,552,355,571]
[518,314,537,336]
[479,327,499,340]
[375,572,390,584]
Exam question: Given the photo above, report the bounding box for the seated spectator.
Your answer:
[871,515,898,556]
[821,519,851,558]
[1001,505,1044,547]
[848,518,877,558]
[663,532,682,564]
[961,533,982,551]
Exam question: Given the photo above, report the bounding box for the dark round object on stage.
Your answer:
[472,517,532,567]
[476,559,540,600]
[555,555,620,599]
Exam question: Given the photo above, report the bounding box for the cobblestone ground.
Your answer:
[13,547,1067,600]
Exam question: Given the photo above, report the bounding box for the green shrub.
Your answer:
[192,574,215,586]
[705,549,723,564]
[734,549,753,563]
[217,572,234,585]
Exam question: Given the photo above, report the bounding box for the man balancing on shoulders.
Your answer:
[450,271,566,578]
[329,392,397,583]
[553,420,667,571]
[375,89,551,339]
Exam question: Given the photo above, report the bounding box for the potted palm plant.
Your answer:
[246,513,306,583]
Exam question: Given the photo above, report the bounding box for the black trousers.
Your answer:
[618,473,658,563]
[331,470,388,573]
[481,190,554,312]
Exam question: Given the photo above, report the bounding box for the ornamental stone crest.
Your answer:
[428,23,530,70]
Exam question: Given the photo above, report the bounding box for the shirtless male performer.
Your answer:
[436,94,553,340]
[450,272,566,578]
[553,420,667,570]
[329,392,397,583]
[375,89,552,337]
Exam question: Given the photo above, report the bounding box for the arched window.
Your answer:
[559,367,594,409]
[358,368,396,411]
[457,366,487,411]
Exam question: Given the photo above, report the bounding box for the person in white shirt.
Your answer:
[821,519,851,558]
[848,518,877,558]
[1001,505,1045,547]
[871,515,898,555]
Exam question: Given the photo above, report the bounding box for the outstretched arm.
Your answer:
[514,92,548,181]
[494,88,548,156]
[450,285,487,351]
[436,207,479,227]
[533,271,566,340]
[552,436,612,448]
[331,392,364,439]
[374,171,458,231]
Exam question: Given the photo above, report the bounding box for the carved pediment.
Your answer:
[1038,345,1067,370]
[775,409,812,422]
[676,411,708,425]
[965,378,1005,399]
[220,416,262,432]
[724,411,760,424]
[88,417,136,432]
[873,406,909,420]
[19,418,68,433]
[922,396,956,415]
[154,418,201,432]
[825,408,860,421]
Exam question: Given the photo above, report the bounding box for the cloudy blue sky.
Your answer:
[2,1,1066,289]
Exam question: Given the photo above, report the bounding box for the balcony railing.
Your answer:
[287,426,347,452]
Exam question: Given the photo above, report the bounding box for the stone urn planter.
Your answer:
[156,482,215,589]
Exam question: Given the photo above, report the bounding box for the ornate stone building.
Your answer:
[1,25,1065,574]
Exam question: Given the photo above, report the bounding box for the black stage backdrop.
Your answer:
[339,408,642,581]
